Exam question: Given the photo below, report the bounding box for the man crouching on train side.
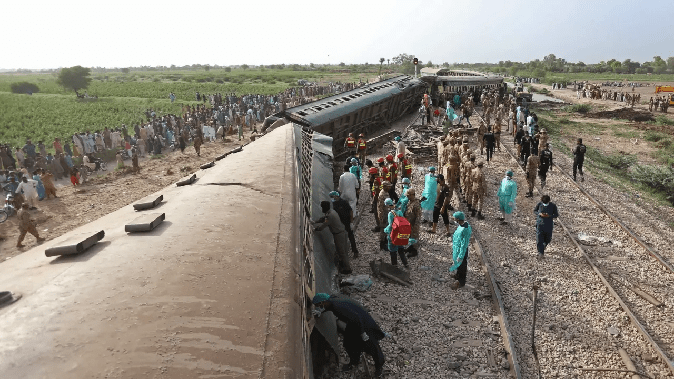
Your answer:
[313,293,387,377]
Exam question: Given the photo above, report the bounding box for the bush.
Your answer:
[656,139,672,148]
[644,130,668,142]
[604,153,637,169]
[630,165,674,203]
[655,115,674,126]
[566,104,592,113]
[10,81,40,94]
[587,148,636,170]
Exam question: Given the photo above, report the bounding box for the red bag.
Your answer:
[390,211,411,246]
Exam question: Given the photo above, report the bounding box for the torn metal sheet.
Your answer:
[200,161,215,169]
[215,146,243,161]
[0,291,22,308]
[125,213,166,233]
[176,174,197,186]
[133,195,163,211]
[45,231,105,257]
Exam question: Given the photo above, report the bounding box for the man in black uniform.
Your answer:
[313,293,386,377]
[530,131,540,156]
[514,127,525,157]
[430,174,452,235]
[539,143,553,188]
[483,127,496,162]
[520,132,532,169]
[573,138,586,181]
[330,191,359,259]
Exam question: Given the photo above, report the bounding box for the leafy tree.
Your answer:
[224,67,232,72]
[652,56,666,74]
[378,58,385,75]
[667,57,674,72]
[204,65,211,71]
[425,60,433,68]
[10,82,40,94]
[241,64,249,70]
[56,65,92,95]
[339,62,346,67]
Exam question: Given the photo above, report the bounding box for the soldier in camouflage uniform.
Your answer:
[471,160,486,219]
[477,120,487,155]
[525,154,540,197]
[537,128,549,156]
[463,154,476,211]
[493,117,502,151]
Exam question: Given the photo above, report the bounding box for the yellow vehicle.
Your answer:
[655,86,674,105]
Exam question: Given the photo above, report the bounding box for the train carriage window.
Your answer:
[342,97,351,102]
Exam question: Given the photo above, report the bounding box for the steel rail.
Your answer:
[474,107,673,274]
[551,161,674,274]
[470,230,522,379]
[401,122,522,378]
[499,142,674,377]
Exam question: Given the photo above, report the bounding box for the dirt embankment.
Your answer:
[0,134,252,260]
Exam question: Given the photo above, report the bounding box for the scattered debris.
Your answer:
[339,275,373,292]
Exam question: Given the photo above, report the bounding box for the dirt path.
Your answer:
[0,133,254,260]
[530,81,674,118]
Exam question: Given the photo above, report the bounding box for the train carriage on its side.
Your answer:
[419,67,506,106]
[276,75,428,158]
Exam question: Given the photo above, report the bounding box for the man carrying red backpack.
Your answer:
[383,198,410,268]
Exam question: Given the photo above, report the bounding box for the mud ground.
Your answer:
[0,132,255,260]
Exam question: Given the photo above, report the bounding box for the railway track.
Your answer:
[340,134,521,377]
[493,133,674,378]
[440,107,670,377]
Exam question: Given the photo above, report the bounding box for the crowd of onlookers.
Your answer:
[1,82,366,217]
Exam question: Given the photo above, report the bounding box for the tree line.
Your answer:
[449,54,674,77]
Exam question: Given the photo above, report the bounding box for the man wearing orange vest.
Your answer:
[398,153,412,180]
[357,133,367,164]
[385,154,398,187]
[344,133,357,157]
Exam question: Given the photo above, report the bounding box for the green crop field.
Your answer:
[0,67,380,150]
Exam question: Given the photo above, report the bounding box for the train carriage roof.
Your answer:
[0,124,304,378]
[282,75,425,126]
[420,75,504,87]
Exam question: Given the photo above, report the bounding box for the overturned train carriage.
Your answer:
[277,75,428,158]
[419,68,506,105]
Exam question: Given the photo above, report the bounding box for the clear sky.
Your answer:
[2,0,673,70]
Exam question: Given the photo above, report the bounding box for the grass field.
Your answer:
[513,71,674,85]
[0,67,380,149]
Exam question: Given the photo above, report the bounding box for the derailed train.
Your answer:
[0,75,430,379]
[0,72,515,379]
[274,75,428,157]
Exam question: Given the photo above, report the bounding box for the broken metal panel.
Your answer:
[132,195,163,211]
[0,291,22,308]
[215,145,243,161]
[175,174,196,186]
[44,231,105,257]
[200,161,215,169]
[124,213,166,233]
